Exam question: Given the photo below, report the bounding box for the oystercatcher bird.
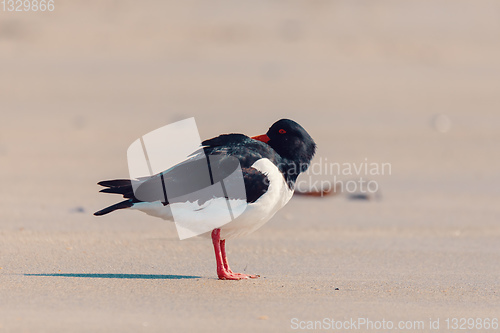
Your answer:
[94,119,316,280]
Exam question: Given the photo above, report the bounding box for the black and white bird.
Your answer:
[94,119,316,280]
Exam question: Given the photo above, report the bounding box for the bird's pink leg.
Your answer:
[220,239,232,273]
[212,229,240,280]
[211,229,259,280]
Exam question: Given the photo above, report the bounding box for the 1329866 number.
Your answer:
[2,0,55,12]
[445,318,498,330]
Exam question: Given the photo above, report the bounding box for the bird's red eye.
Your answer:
[279,129,286,134]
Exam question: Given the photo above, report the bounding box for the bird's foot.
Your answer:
[218,271,260,280]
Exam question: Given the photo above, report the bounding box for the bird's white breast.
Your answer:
[218,158,294,239]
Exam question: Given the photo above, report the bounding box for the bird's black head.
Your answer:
[265,119,316,174]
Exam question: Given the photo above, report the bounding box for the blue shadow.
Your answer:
[25,273,201,280]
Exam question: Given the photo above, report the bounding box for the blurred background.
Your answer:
[1,1,499,331]
[1,0,498,229]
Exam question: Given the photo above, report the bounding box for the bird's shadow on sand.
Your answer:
[24,273,201,280]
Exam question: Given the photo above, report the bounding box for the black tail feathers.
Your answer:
[94,179,137,216]
[93,199,134,216]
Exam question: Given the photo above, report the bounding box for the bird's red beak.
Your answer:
[251,134,270,144]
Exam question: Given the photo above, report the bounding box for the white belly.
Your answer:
[131,158,294,240]
[218,158,294,239]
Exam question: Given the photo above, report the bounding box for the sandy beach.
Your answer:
[1,1,499,332]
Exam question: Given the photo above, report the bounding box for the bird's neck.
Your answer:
[277,158,310,190]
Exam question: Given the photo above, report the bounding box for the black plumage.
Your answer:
[94,119,316,217]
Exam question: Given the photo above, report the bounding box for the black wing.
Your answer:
[94,134,273,215]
